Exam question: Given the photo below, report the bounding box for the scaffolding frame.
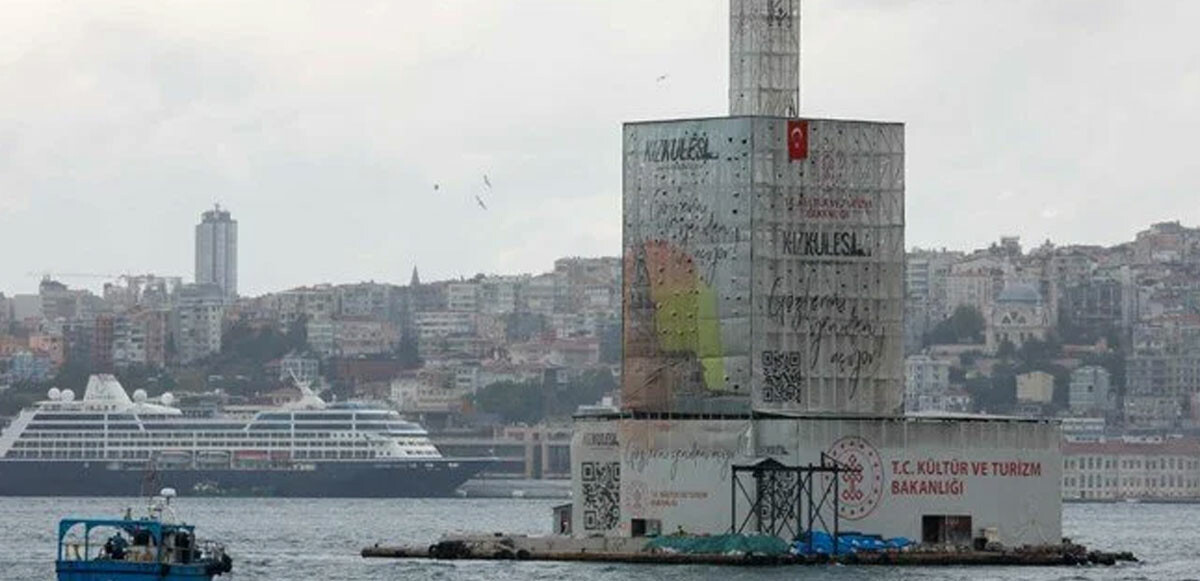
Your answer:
[730,453,859,554]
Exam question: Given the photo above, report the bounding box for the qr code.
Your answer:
[760,350,804,402]
[581,461,620,530]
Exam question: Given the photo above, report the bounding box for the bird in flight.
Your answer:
[433,183,440,191]
[655,74,669,83]
[474,195,488,210]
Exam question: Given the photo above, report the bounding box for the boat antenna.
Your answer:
[286,368,327,410]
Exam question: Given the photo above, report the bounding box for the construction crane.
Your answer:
[26,271,184,287]
[27,271,120,283]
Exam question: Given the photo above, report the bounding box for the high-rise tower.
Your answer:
[194,204,238,299]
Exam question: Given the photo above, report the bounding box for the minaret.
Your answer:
[728,0,801,117]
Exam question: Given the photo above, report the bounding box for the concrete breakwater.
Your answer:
[362,534,1137,567]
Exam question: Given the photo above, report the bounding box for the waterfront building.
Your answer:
[1062,438,1200,501]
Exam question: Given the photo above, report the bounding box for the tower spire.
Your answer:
[729,0,801,117]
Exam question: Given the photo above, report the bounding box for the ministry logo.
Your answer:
[825,436,884,520]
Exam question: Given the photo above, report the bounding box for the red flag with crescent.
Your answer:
[787,119,808,160]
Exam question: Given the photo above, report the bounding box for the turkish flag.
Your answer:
[787,119,808,160]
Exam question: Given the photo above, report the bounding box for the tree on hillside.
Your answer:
[966,363,1017,413]
[395,332,421,369]
[925,306,986,345]
[195,320,311,396]
[1015,335,1063,368]
[599,320,622,364]
[474,380,544,424]
[505,312,548,343]
[996,339,1016,361]
[285,314,308,349]
[474,369,618,425]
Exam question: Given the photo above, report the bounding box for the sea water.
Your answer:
[3,497,1194,580]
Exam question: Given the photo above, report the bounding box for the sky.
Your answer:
[1,0,1198,296]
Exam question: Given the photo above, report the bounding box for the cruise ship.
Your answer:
[0,375,490,497]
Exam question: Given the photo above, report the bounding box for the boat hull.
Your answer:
[0,459,490,498]
[57,560,218,581]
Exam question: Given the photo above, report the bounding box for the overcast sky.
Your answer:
[1,1,1197,296]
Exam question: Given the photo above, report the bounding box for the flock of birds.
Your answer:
[432,173,493,211]
[430,73,670,213]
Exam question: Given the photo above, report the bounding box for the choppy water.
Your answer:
[3,497,1194,580]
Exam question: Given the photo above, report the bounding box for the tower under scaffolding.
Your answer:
[569,0,1062,548]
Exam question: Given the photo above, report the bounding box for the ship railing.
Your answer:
[194,539,228,563]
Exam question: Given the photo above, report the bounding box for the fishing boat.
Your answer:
[55,488,233,580]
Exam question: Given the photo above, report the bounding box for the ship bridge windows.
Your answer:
[26,423,107,431]
[33,413,107,421]
[142,423,247,431]
[355,421,422,434]
[249,423,291,431]
[294,413,354,421]
[299,423,354,431]
[353,412,394,421]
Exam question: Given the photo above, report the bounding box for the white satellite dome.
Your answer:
[132,389,148,403]
[60,389,75,402]
[160,392,175,407]
[47,387,61,401]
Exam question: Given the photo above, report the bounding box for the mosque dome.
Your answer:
[996,282,1042,304]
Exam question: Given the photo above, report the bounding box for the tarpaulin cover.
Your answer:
[791,531,913,555]
[646,534,791,556]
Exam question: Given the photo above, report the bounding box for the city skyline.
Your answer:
[2,214,1198,299]
[1,1,1198,296]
